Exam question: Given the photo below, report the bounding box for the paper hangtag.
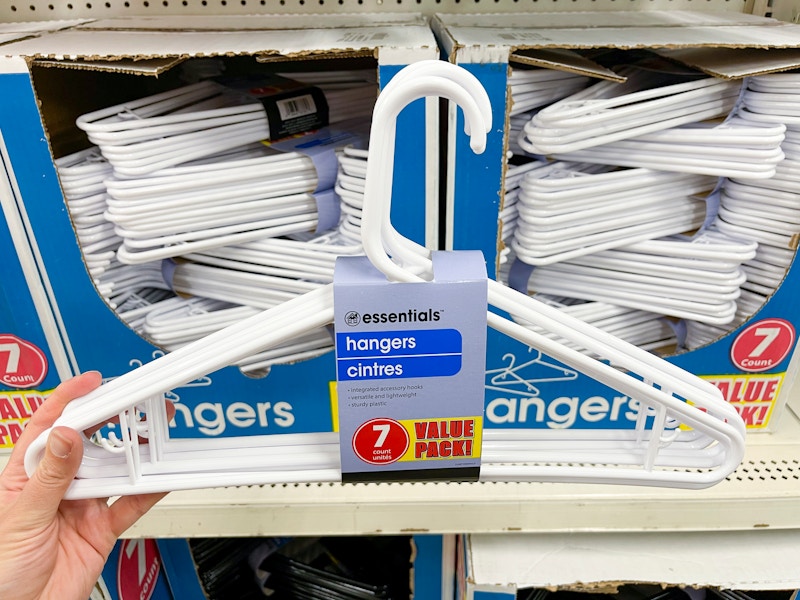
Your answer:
[333,251,488,483]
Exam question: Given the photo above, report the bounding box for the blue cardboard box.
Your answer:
[433,10,800,432]
[0,15,440,446]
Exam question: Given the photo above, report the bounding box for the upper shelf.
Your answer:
[0,0,760,21]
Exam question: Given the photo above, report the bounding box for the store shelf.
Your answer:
[0,0,761,21]
[94,405,800,539]
[3,404,794,540]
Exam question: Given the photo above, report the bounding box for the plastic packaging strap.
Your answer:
[271,127,364,192]
[160,258,178,291]
[691,76,751,236]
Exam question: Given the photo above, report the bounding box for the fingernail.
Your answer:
[48,429,73,459]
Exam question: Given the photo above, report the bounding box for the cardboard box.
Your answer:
[458,531,800,597]
[0,14,439,445]
[432,10,800,432]
[0,71,77,452]
[0,20,104,452]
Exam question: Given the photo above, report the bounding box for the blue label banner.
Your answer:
[337,354,463,381]
[336,329,462,358]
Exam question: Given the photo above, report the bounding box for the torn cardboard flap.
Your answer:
[32,56,186,76]
[656,46,800,79]
[1,21,437,67]
[433,11,800,65]
[510,48,625,82]
[256,50,378,64]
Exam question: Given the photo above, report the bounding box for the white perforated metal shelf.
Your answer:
[1,378,798,538]
[109,406,800,539]
[2,404,798,539]
[2,409,798,590]
[0,0,764,20]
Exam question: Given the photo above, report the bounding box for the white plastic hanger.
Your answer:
[139,296,332,373]
[77,77,376,176]
[519,66,742,155]
[515,294,677,356]
[511,163,716,264]
[24,61,745,498]
[100,126,362,264]
[526,116,787,180]
[55,148,121,278]
[508,66,590,116]
[510,225,757,326]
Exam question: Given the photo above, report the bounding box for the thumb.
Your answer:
[16,427,84,527]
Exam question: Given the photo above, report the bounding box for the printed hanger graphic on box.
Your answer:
[23,60,745,499]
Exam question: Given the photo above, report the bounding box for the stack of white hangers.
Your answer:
[55,141,340,368]
[73,68,373,266]
[508,66,590,118]
[334,145,372,244]
[686,73,800,348]
[538,116,786,179]
[518,66,741,152]
[497,157,545,264]
[506,66,589,151]
[103,140,347,264]
[55,147,176,326]
[76,76,376,177]
[520,294,678,356]
[517,63,785,179]
[59,109,372,373]
[26,60,746,498]
[503,63,744,347]
[512,229,756,326]
[510,162,716,265]
[55,147,119,278]
[503,66,590,262]
[133,146,373,371]
[58,69,375,370]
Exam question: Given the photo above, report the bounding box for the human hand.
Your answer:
[0,371,168,600]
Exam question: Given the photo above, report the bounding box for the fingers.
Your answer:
[11,426,84,529]
[31,371,103,426]
[107,492,168,539]
[5,372,102,480]
[13,371,102,457]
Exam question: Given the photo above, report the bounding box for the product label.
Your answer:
[729,318,795,373]
[0,333,48,388]
[218,74,330,141]
[334,251,487,482]
[0,389,50,448]
[117,539,161,600]
[703,372,784,429]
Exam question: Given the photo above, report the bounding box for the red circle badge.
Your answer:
[0,334,48,388]
[731,318,795,373]
[117,539,161,600]
[352,417,409,465]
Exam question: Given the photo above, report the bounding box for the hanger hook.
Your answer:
[360,63,492,285]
